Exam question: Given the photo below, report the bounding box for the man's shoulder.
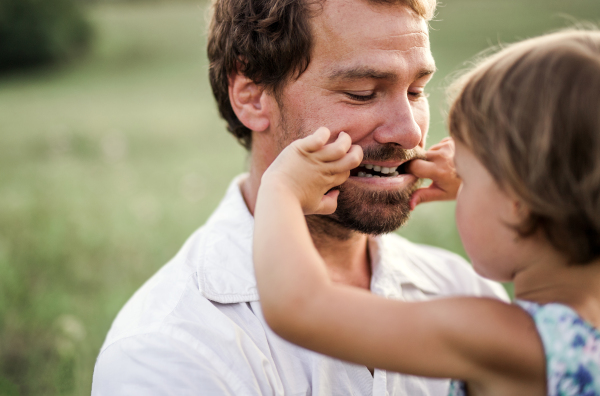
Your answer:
[99,226,215,351]
[94,224,267,394]
[380,233,508,300]
[99,176,259,355]
[92,328,251,395]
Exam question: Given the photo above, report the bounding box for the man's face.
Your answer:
[273,0,435,235]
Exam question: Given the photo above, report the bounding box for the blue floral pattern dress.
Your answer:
[448,301,600,396]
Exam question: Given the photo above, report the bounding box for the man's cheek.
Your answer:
[327,108,380,142]
[416,102,430,147]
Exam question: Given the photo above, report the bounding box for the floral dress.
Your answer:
[448,300,600,396]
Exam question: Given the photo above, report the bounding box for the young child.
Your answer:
[253,30,600,395]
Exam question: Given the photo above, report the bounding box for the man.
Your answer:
[92,0,507,394]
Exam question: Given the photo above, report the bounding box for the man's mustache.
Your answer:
[360,144,427,163]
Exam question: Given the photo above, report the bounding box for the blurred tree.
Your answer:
[0,0,92,72]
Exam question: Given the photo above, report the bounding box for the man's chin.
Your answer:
[325,180,419,236]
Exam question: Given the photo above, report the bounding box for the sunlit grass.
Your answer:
[0,0,597,393]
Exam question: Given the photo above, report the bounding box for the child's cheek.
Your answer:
[455,188,480,266]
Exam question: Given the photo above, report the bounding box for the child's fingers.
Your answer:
[312,189,339,215]
[406,140,456,181]
[311,132,353,162]
[298,127,331,153]
[406,138,460,209]
[405,159,444,180]
[314,145,362,194]
[406,160,461,210]
[327,145,363,174]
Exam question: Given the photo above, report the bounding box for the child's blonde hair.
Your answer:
[449,29,600,264]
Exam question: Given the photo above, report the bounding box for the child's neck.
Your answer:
[514,247,600,329]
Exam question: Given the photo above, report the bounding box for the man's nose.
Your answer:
[372,96,422,149]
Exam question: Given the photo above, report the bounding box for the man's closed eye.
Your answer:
[345,92,376,102]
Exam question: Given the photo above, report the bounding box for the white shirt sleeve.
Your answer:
[92,332,246,396]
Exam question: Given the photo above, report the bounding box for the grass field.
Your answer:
[1,1,599,394]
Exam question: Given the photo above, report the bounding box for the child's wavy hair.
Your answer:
[449,29,600,264]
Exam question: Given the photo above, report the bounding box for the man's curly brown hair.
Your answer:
[207,0,437,150]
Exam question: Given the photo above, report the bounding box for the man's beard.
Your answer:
[277,106,425,239]
[329,145,423,235]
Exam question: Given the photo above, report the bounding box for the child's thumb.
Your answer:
[313,190,339,215]
[410,187,449,211]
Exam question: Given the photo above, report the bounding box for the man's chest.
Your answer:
[212,300,448,396]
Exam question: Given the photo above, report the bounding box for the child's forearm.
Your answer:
[253,179,331,333]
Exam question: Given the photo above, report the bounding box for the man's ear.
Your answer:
[229,73,271,133]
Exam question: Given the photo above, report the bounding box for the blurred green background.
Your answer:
[0,0,598,394]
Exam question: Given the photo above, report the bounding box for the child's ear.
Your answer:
[512,198,530,222]
[229,73,271,133]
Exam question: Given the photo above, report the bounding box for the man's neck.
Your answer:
[307,216,372,290]
[241,171,372,291]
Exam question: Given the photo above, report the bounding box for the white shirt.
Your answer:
[92,175,508,396]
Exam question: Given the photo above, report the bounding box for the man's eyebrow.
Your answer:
[327,67,396,81]
[416,67,436,80]
[327,66,436,82]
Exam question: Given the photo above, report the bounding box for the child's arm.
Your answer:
[253,128,544,386]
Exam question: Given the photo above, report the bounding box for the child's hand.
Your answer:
[406,137,461,210]
[262,127,363,215]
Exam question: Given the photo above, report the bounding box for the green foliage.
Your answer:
[0,0,92,71]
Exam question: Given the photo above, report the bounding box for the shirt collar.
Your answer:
[196,175,441,304]
[369,235,441,298]
[197,175,259,303]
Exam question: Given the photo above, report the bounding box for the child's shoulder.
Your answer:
[516,300,600,395]
[377,233,508,300]
[517,300,599,333]
[516,300,600,346]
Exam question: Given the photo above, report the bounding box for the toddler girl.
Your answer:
[253,30,600,395]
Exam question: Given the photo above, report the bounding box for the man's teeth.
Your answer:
[355,164,401,178]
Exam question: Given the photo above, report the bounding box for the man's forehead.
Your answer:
[308,0,432,77]
[312,0,430,48]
